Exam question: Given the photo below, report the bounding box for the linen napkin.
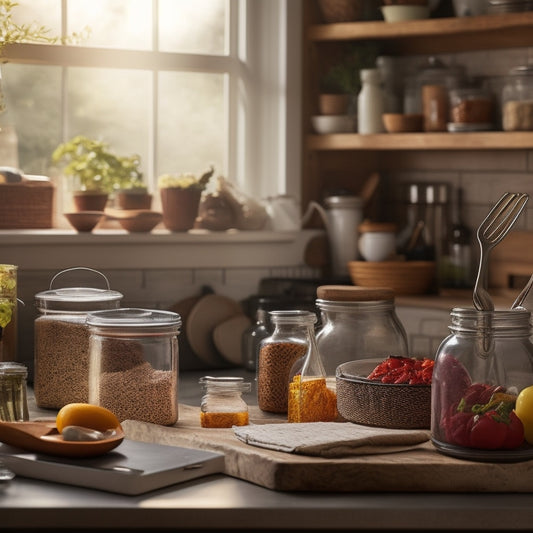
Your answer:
[233,422,430,458]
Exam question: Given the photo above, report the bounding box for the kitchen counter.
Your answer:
[4,369,533,532]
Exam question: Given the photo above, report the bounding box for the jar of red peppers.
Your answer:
[431,308,533,461]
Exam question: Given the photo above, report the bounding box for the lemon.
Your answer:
[56,403,121,433]
[515,385,533,444]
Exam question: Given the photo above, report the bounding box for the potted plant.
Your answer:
[319,42,381,115]
[51,135,143,212]
[158,166,214,231]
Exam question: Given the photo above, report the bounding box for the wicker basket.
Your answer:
[317,0,364,22]
[348,260,436,296]
[0,179,55,229]
[336,360,431,429]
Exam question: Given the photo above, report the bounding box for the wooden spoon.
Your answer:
[0,420,124,458]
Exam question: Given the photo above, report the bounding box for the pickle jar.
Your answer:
[0,362,29,422]
[315,285,409,379]
[34,267,123,409]
[199,376,251,428]
[87,308,181,426]
[502,65,533,131]
[431,308,533,461]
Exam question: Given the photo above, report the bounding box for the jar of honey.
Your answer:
[199,376,251,428]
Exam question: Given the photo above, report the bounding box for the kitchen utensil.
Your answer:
[0,419,124,457]
[511,273,533,310]
[473,192,529,311]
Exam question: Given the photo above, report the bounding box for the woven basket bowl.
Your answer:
[348,260,436,296]
[336,360,431,429]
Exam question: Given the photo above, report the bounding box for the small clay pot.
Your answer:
[115,190,152,210]
[73,191,109,212]
[160,187,202,232]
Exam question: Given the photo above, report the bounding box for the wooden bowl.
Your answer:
[348,260,436,296]
[112,210,163,233]
[336,359,431,429]
[63,211,104,232]
[382,113,424,133]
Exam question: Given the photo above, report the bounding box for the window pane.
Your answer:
[67,0,152,50]
[2,63,62,175]
[66,67,151,181]
[159,0,227,55]
[10,0,61,40]
[158,71,225,180]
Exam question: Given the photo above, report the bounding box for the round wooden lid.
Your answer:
[316,285,395,302]
[358,220,396,233]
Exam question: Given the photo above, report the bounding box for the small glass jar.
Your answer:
[502,65,533,131]
[315,285,409,379]
[87,308,181,426]
[199,376,251,428]
[0,264,17,363]
[448,87,493,127]
[34,267,123,409]
[0,362,29,422]
[257,310,316,414]
[431,308,533,461]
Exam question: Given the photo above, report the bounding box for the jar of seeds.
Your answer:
[34,267,123,409]
[87,308,181,426]
[257,310,316,414]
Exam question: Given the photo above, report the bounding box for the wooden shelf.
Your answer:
[307,131,533,151]
[307,12,533,54]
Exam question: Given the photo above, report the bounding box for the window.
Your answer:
[1,0,301,221]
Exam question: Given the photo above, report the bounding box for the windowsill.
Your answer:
[0,228,324,270]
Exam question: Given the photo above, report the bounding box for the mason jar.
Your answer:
[315,285,409,382]
[87,308,181,426]
[431,308,533,461]
[502,65,533,131]
[34,267,123,409]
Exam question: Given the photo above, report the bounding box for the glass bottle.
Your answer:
[87,308,181,426]
[199,376,251,428]
[431,308,533,460]
[257,310,315,414]
[357,68,385,134]
[287,312,337,423]
[502,65,533,131]
[315,285,409,380]
[0,264,17,363]
[441,186,474,289]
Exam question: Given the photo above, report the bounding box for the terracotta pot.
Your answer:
[73,191,109,212]
[319,93,351,115]
[115,190,152,210]
[160,187,202,232]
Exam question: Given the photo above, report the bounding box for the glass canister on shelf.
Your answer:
[502,65,533,131]
[448,87,494,131]
[87,308,181,426]
[257,310,316,414]
[33,267,123,409]
[431,308,533,461]
[0,264,17,363]
[199,376,251,428]
[315,285,409,381]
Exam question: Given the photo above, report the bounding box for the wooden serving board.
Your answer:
[121,404,533,493]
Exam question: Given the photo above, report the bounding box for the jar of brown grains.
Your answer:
[33,267,123,409]
[87,307,181,426]
[257,309,317,414]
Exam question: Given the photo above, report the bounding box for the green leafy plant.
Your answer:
[320,41,382,95]
[158,165,214,191]
[52,135,144,194]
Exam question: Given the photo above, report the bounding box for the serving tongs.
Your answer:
[473,192,529,311]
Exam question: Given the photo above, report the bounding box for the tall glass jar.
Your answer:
[34,267,123,409]
[87,308,181,426]
[315,285,409,381]
[502,65,533,131]
[0,264,17,363]
[257,310,315,414]
[431,308,533,461]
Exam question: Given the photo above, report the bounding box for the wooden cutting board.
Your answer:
[121,404,533,493]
